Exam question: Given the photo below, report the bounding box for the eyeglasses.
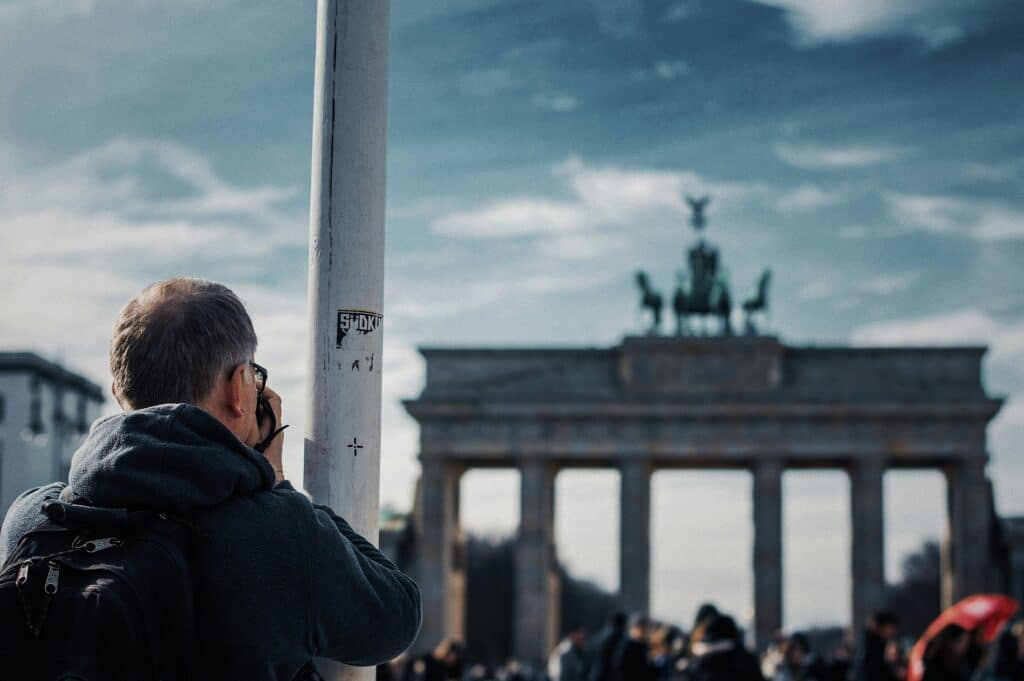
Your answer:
[249,361,267,395]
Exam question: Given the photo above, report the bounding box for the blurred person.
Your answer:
[613,614,656,681]
[549,635,570,681]
[683,613,765,681]
[687,604,721,658]
[378,661,398,681]
[884,639,907,681]
[590,612,628,681]
[854,610,901,681]
[503,658,534,681]
[416,639,465,681]
[651,625,684,681]
[0,278,421,681]
[823,641,852,681]
[464,664,495,681]
[921,624,970,681]
[772,633,828,681]
[381,654,410,681]
[694,604,720,631]
[966,627,990,679]
[762,630,788,679]
[549,626,590,681]
[974,624,1024,681]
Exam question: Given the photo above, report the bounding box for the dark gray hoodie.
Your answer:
[0,403,422,680]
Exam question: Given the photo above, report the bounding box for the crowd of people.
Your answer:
[379,606,1024,681]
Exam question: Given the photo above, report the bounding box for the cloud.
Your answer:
[798,279,833,301]
[458,68,516,97]
[1,138,298,233]
[388,269,613,322]
[837,225,884,240]
[859,271,920,296]
[0,137,302,280]
[631,59,693,82]
[430,156,760,258]
[0,136,303,411]
[663,0,701,23]
[798,271,917,303]
[775,184,847,212]
[591,0,644,38]
[654,59,691,79]
[851,309,1024,370]
[0,0,219,24]
[749,0,993,48]
[531,93,581,113]
[537,232,630,260]
[432,198,589,238]
[0,138,298,267]
[963,162,1019,183]
[887,193,1024,241]
[774,142,907,169]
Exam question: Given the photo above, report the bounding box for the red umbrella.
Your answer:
[907,594,1019,681]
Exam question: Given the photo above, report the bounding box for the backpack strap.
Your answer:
[41,500,202,538]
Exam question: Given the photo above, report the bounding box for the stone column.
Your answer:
[449,479,467,640]
[619,459,652,615]
[752,459,783,651]
[944,458,990,605]
[516,460,560,665]
[1010,539,1024,606]
[416,460,462,652]
[850,458,886,632]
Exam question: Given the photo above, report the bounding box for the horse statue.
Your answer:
[672,273,690,336]
[671,241,733,336]
[742,269,771,335]
[635,270,663,334]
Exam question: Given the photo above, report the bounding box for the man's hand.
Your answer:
[256,385,285,483]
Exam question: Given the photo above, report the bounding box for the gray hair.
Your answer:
[110,278,258,409]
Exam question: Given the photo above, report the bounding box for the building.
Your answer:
[1005,516,1024,605]
[396,197,1020,663]
[0,352,105,516]
[402,336,1005,663]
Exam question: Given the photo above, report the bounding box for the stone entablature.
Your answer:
[414,338,990,402]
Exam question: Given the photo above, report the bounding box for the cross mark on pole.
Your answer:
[347,437,364,456]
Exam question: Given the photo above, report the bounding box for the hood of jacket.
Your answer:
[59,403,276,513]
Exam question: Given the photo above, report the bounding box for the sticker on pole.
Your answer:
[336,309,382,349]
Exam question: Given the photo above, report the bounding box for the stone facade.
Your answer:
[403,336,1003,664]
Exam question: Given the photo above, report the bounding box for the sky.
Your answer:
[1,0,1022,630]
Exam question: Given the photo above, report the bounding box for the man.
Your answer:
[853,611,900,681]
[683,613,764,681]
[589,612,627,681]
[613,615,656,681]
[0,278,422,680]
[771,632,829,681]
[548,626,590,681]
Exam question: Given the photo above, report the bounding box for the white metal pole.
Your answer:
[304,1,390,679]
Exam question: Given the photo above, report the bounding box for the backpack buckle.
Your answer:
[43,562,60,595]
[84,537,123,553]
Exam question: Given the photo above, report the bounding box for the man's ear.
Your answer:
[226,363,248,418]
[111,383,126,411]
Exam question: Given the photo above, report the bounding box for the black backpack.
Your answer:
[0,498,199,681]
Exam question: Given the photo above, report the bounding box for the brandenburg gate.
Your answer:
[402,198,1002,663]
[404,337,1001,661]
